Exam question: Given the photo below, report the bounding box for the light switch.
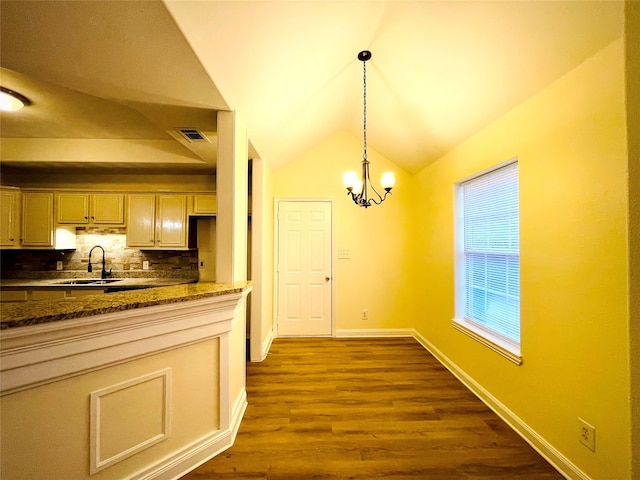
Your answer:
[338,249,351,259]
[142,261,149,270]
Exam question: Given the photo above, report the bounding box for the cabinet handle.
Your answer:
[91,216,94,219]
[84,216,88,219]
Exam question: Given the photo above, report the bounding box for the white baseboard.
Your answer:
[133,390,248,480]
[229,390,248,446]
[261,329,274,361]
[249,329,274,363]
[412,329,588,480]
[335,328,415,338]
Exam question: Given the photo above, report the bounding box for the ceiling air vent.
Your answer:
[176,128,210,143]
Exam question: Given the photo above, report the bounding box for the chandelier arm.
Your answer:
[347,190,372,208]
[346,191,363,205]
[346,191,394,208]
[367,181,386,203]
[366,190,392,206]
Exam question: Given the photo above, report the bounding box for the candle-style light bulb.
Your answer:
[343,171,358,191]
[353,178,363,195]
[381,172,395,191]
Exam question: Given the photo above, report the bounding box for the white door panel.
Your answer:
[277,201,332,336]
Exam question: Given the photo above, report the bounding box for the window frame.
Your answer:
[453,159,522,365]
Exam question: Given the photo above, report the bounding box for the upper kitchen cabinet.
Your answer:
[56,193,125,225]
[22,192,53,247]
[189,194,217,215]
[127,194,187,249]
[127,194,155,247]
[157,195,188,248]
[21,192,75,249]
[0,187,20,248]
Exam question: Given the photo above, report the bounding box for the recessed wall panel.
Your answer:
[90,369,171,474]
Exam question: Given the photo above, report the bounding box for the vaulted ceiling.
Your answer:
[0,1,624,174]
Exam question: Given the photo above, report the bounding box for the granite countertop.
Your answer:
[0,281,252,330]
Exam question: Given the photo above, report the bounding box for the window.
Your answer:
[454,161,521,364]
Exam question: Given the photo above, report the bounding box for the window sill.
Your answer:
[452,318,523,365]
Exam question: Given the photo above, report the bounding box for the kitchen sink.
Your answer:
[56,279,120,285]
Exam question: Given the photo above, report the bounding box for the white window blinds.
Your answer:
[461,163,520,344]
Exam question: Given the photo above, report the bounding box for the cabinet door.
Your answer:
[57,193,89,224]
[192,194,217,215]
[127,195,155,247]
[0,190,18,246]
[31,290,66,301]
[157,195,187,248]
[92,194,124,224]
[65,288,106,298]
[0,290,28,302]
[22,193,54,247]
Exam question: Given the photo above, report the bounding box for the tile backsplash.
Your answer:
[0,227,198,280]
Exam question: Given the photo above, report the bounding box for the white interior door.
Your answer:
[277,201,332,336]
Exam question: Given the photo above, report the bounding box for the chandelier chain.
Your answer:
[362,58,367,162]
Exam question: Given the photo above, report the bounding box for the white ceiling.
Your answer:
[0,0,624,174]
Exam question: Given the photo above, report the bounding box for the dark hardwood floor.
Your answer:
[181,337,564,480]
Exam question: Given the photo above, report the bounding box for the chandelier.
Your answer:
[343,50,394,208]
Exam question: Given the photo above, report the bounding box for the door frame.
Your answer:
[274,198,335,338]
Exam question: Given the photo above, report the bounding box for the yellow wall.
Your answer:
[230,302,248,408]
[272,131,415,333]
[411,38,629,478]
[197,217,217,281]
[625,2,640,478]
[216,110,249,283]
[261,162,275,346]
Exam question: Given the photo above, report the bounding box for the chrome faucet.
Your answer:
[88,245,112,280]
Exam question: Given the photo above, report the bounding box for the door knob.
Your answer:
[325,277,331,281]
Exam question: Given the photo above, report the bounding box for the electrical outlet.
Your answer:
[142,260,149,270]
[361,309,368,320]
[579,418,596,452]
[56,261,63,271]
[338,249,351,259]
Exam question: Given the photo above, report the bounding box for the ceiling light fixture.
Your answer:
[343,50,394,208]
[0,87,30,112]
